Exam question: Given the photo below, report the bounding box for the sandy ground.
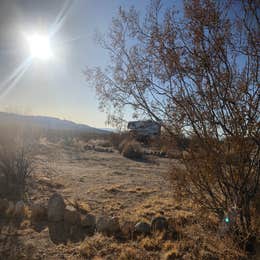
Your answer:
[0,139,180,259]
[0,139,254,259]
[30,139,175,219]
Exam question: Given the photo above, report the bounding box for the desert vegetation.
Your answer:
[0,125,33,201]
[0,0,259,259]
[0,115,258,259]
[85,0,259,255]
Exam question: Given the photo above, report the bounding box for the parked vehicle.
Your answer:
[127,120,161,143]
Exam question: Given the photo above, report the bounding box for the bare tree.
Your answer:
[85,0,259,242]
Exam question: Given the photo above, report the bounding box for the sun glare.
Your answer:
[27,33,53,60]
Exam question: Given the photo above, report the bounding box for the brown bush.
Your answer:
[0,127,33,201]
[86,0,259,248]
[109,132,130,151]
[121,140,143,160]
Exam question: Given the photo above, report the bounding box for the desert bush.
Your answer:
[109,132,130,150]
[79,233,118,258]
[0,146,32,201]
[121,140,143,160]
[0,127,33,201]
[100,140,111,148]
[86,0,259,248]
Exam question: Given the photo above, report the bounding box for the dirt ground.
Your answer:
[0,139,180,259]
[0,138,252,259]
[30,139,175,218]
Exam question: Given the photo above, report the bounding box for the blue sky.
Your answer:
[0,0,147,127]
[0,0,179,128]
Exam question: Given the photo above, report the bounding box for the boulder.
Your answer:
[151,216,168,232]
[96,216,120,235]
[48,221,69,244]
[134,221,150,236]
[64,205,81,225]
[31,204,47,221]
[69,224,85,242]
[6,201,15,216]
[14,201,25,217]
[47,193,65,222]
[0,198,9,214]
[121,221,135,239]
[81,213,96,229]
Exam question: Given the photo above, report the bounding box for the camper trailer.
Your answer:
[127,120,161,142]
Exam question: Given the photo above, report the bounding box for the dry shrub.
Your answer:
[121,140,143,159]
[86,0,259,250]
[109,132,130,151]
[139,236,162,251]
[170,136,259,246]
[118,246,146,260]
[163,248,182,260]
[0,126,33,201]
[100,140,111,148]
[79,233,118,258]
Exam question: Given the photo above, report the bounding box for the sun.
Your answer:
[27,33,53,60]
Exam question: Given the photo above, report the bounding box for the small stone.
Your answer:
[64,205,80,225]
[0,198,9,214]
[48,221,69,244]
[134,221,151,236]
[96,216,121,235]
[121,221,135,239]
[47,193,65,222]
[151,216,168,232]
[14,201,25,217]
[31,204,47,221]
[6,201,15,216]
[81,213,96,228]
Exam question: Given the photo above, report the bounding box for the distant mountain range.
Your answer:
[0,112,110,134]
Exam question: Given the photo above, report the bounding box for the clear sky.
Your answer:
[0,0,151,128]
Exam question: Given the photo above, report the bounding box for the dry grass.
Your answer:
[0,126,254,259]
[0,126,33,201]
[79,233,118,258]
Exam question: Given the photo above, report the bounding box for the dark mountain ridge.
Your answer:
[0,112,109,134]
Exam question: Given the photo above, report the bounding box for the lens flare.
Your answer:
[27,33,53,60]
[224,217,230,223]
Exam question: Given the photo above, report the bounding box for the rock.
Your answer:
[47,193,65,222]
[245,235,257,254]
[0,198,9,214]
[64,205,80,225]
[81,213,96,228]
[48,221,69,244]
[6,201,15,216]
[96,216,121,235]
[134,221,151,236]
[151,216,168,232]
[84,145,94,151]
[69,224,85,242]
[14,201,25,217]
[121,221,135,239]
[159,151,166,157]
[31,204,47,221]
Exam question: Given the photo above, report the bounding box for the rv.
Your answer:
[127,120,161,142]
